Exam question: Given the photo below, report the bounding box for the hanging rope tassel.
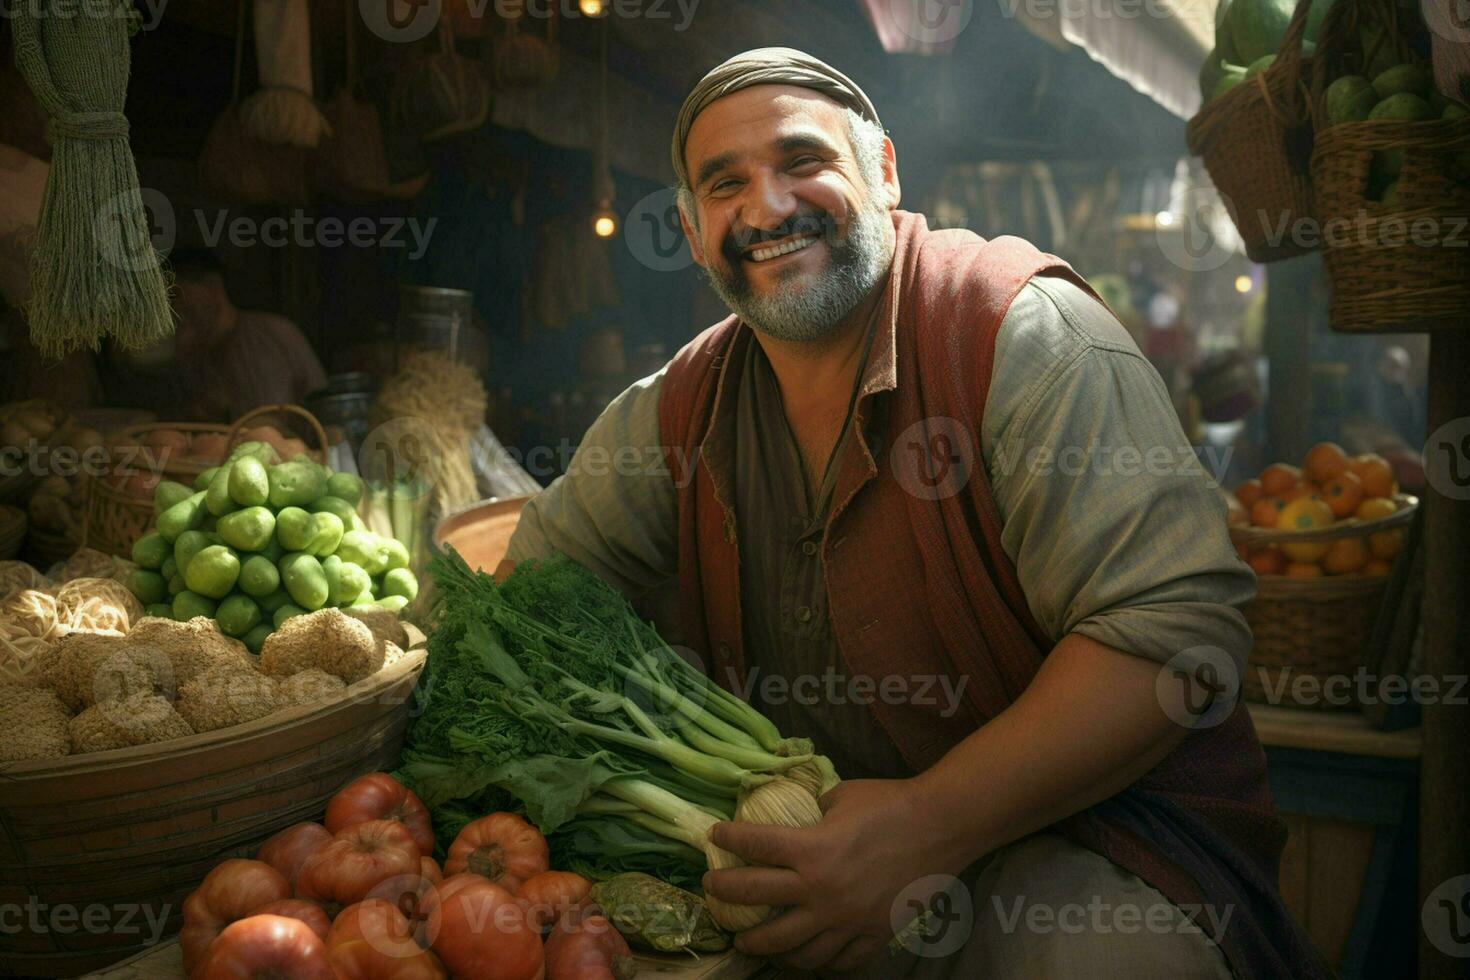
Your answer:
[10,3,173,359]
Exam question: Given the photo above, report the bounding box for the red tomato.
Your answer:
[297,820,422,912]
[196,914,336,980]
[545,913,636,980]
[443,813,549,891]
[428,879,544,980]
[180,859,292,974]
[328,899,415,949]
[420,856,443,885]
[326,773,436,857]
[419,873,493,924]
[252,899,330,941]
[517,871,592,933]
[329,938,449,980]
[256,822,332,887]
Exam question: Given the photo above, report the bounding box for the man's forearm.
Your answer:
[905,633,1189,873]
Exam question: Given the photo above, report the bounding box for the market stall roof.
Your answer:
[1048,0,1215,119]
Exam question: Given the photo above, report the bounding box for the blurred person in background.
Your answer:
[167,248,326,421]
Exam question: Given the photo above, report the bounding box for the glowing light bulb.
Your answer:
[1155,211,1174,227]
[593,208,617,237]
[579,0,606,16]
[1234,275,1252,293]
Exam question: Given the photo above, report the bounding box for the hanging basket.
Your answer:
[1185,0,1316,262]
[1308,0,1470,332]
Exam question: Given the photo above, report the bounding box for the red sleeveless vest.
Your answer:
[659,210,1291,972]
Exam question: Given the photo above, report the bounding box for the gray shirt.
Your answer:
[507,275,1255,753]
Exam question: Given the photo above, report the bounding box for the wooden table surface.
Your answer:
[86,937,768,979]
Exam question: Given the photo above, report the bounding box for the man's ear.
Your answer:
[881,136,902,211]
[677,200,708,268]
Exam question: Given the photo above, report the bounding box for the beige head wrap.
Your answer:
[671,47,882,189]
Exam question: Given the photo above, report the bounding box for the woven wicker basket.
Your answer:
[83,405,330,561]
[1308,0,1470,331]
[0,648,425,978]
[1231,494,1416,709]
[25,525,79,571]
[1186,0,1316,262]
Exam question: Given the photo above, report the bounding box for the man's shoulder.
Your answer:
[995,275,1145,377]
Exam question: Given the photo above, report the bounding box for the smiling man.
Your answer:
[502,48,1327,978]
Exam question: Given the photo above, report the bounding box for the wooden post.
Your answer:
[1420,330,1470,980]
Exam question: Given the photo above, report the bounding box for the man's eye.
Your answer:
[790,156,822,171]
[710,179,741,195]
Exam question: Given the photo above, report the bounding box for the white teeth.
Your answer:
[749,234,818,263]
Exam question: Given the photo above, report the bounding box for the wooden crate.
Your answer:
[0,651,425,978]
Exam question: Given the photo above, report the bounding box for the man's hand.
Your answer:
[703,778,964,973]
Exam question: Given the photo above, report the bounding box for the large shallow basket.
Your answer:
[1231,494,1416,709]
[83,405,330,561]
[0,649,425,978]
[1185,0,1316,262]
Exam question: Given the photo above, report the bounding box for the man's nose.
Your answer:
[739,170,800,242]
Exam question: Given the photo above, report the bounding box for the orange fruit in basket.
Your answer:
[1282,482,1323,502]
[1370,528,1403,559]
[1260,463,1302,496]
[1251,497,1287,528]
[1278,497,1334,562]
[1304,442,1350,484]
[1247,547,1286,575]
[1355,496,1397,522]
[1350,453,1396,498]
[1235,479,1263,507]
[1363,558,1392,577]
[1322,536,1370,574]
[1225,493,1250,526]
[1284,562,1324,577]
[1319,470,1364,518]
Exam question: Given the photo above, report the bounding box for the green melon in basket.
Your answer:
[1325,75,1377,125]
[1223,0,1294,65]
[1372,63,1430,100]
[1212,63,1248,101]
[1244,54,1276,79]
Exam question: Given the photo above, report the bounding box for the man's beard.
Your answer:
[701,202,890,343]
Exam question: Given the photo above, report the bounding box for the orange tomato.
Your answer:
[1260,463,1303,497]
[1282,482,1323,502]
[1278,497,1334,562]
[1251,497,1287,528]
[1235,478,1263,508]
[1285,562,1324,577]
[1370,528,1403,559]
[1319,470,1364,519]
[1303,442,1349,484]
[1247,547,1286,576]
[1363,558,1392,577]
[1350,453,1396,498]
[1322,537,1369,574]
[1354,496,1397,522]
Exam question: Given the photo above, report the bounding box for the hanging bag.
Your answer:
[197,0,312,205]
[1308,0,1470,332]
[1185,0,1317,262]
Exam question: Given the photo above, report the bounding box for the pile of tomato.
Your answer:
[181,772,634,980]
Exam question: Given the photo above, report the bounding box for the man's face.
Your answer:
[679,85,899,342]
[171,274,228,350]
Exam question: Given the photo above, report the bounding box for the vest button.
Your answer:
[801,540,818,557]
[796,606,813,623]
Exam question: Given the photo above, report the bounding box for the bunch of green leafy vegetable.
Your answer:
[397,549,835,884]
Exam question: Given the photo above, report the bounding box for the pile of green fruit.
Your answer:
[1323,63,1470,202]
[1198,0,1334,104]
[125,441,419,654]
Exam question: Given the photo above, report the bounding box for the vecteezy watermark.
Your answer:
[718,667,971,718]
[994,0,1181,24]
[0,0,169,31]
[0,896,172,946]
[891,874,974,957]
[0,440,120,480]
[890,417,975,502]
[1156,646,1240,730]
[625,188,696,273]
[876,0,973,45]
[1249,209,1470,253]
[1251,667,1469,710]
[989,440,1229,487]
[357,0,699,41]
[1156,188,1239,274]
[1424,416,1470,502]
[1424,875,1470,958]
[991,894,1234,938]
[95,188,438,272]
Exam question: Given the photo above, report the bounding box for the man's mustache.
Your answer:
[720,210,839,262]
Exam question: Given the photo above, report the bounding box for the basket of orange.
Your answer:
[1225,442,1415,710]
